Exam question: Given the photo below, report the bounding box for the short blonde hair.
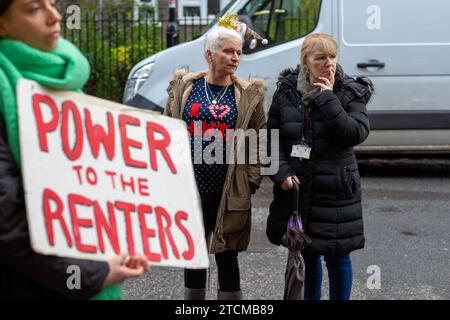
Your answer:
[300,33,338,66]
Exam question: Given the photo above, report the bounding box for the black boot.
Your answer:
[184,287,207,300]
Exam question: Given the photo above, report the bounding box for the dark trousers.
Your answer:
[184,201,240,292]
[303,252,353,300]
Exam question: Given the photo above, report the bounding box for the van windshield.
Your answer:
[198,0,239,36]
[239,0,322,52]
[197,0,322,52]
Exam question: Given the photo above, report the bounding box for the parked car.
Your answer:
[124,0,450,154]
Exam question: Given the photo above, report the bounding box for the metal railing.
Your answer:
[62,11,214,102]
[62,10,318,102]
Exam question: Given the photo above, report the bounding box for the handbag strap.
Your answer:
[292,179,300,217]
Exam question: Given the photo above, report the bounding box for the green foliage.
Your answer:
[62,3,161,102]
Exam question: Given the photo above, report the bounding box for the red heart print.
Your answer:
[208,104,231,119]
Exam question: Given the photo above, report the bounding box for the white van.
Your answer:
[123,0,450,154]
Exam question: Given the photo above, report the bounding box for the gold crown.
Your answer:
[217,14,241,31]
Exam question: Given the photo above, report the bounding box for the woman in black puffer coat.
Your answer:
[266,33,373,300]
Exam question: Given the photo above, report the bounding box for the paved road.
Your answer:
[123,170,450,300]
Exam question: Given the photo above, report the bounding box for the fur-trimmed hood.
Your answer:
[164,69,267,255]
[169,68,265,95]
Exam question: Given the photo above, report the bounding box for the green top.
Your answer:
[0,37,122,300]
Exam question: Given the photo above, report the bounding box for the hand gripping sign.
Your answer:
[17,79,209,269]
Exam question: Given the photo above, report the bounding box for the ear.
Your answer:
[206,49,214,63]
[0,18,8,37]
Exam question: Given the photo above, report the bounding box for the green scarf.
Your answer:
[0,37,122,300]
[0,37,91,164]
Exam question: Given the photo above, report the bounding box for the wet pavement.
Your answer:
[123,171,450,300]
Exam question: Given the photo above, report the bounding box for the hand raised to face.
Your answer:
[314,74,335,92]
[305,47,337,92]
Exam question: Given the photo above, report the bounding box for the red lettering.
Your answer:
[205,127,221,140]
[115,200,137,256]
[146,121,177,174]
[137,178,150,196]
[85,109,115,160]
[202,121,212,136]
[42,188,73,247]
[105,170,117,189]
[68,194,97,253]
[187,121,202,137]
[72,165,83,185]
[187,121,229,139]
[216,123,229,136]
[61,100,84,161]
[175,211,195,260]
[85,167,97,185]
[137,205,161,262]
[190,103,201,117]
[120,174,135,194]
[193,121,202,137]
[93,201,120,254]
[155,206,179,260]
[32,94,59,152]
[119,114,147,168]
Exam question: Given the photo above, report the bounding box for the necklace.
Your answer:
[204,77,229,105]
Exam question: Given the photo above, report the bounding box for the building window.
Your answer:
[178,0,232,24]
[136,0,156,7]
[183,6,201,17]
[178,0,200,20]
[134,0,158,20]
[208,0,221,15]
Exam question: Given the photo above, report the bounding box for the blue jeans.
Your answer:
[303,252,353,300]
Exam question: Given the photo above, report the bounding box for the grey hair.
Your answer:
[204,26,243,55]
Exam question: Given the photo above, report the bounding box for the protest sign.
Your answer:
[17,79,209,269]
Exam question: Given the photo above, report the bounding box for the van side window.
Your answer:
[239,0,321,53]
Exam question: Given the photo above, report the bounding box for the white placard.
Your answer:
[17,79,208,269]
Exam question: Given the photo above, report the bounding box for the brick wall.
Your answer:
[158,0,179,20]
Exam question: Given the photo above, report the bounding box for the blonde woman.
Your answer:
[267,33,373,300]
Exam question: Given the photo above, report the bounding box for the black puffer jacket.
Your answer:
[266,65,372,255]
[0,117,108,299]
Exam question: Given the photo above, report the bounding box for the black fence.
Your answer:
[62,11,214,102]
[62,9,319,103]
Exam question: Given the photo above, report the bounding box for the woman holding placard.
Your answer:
[0,0,148,299]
